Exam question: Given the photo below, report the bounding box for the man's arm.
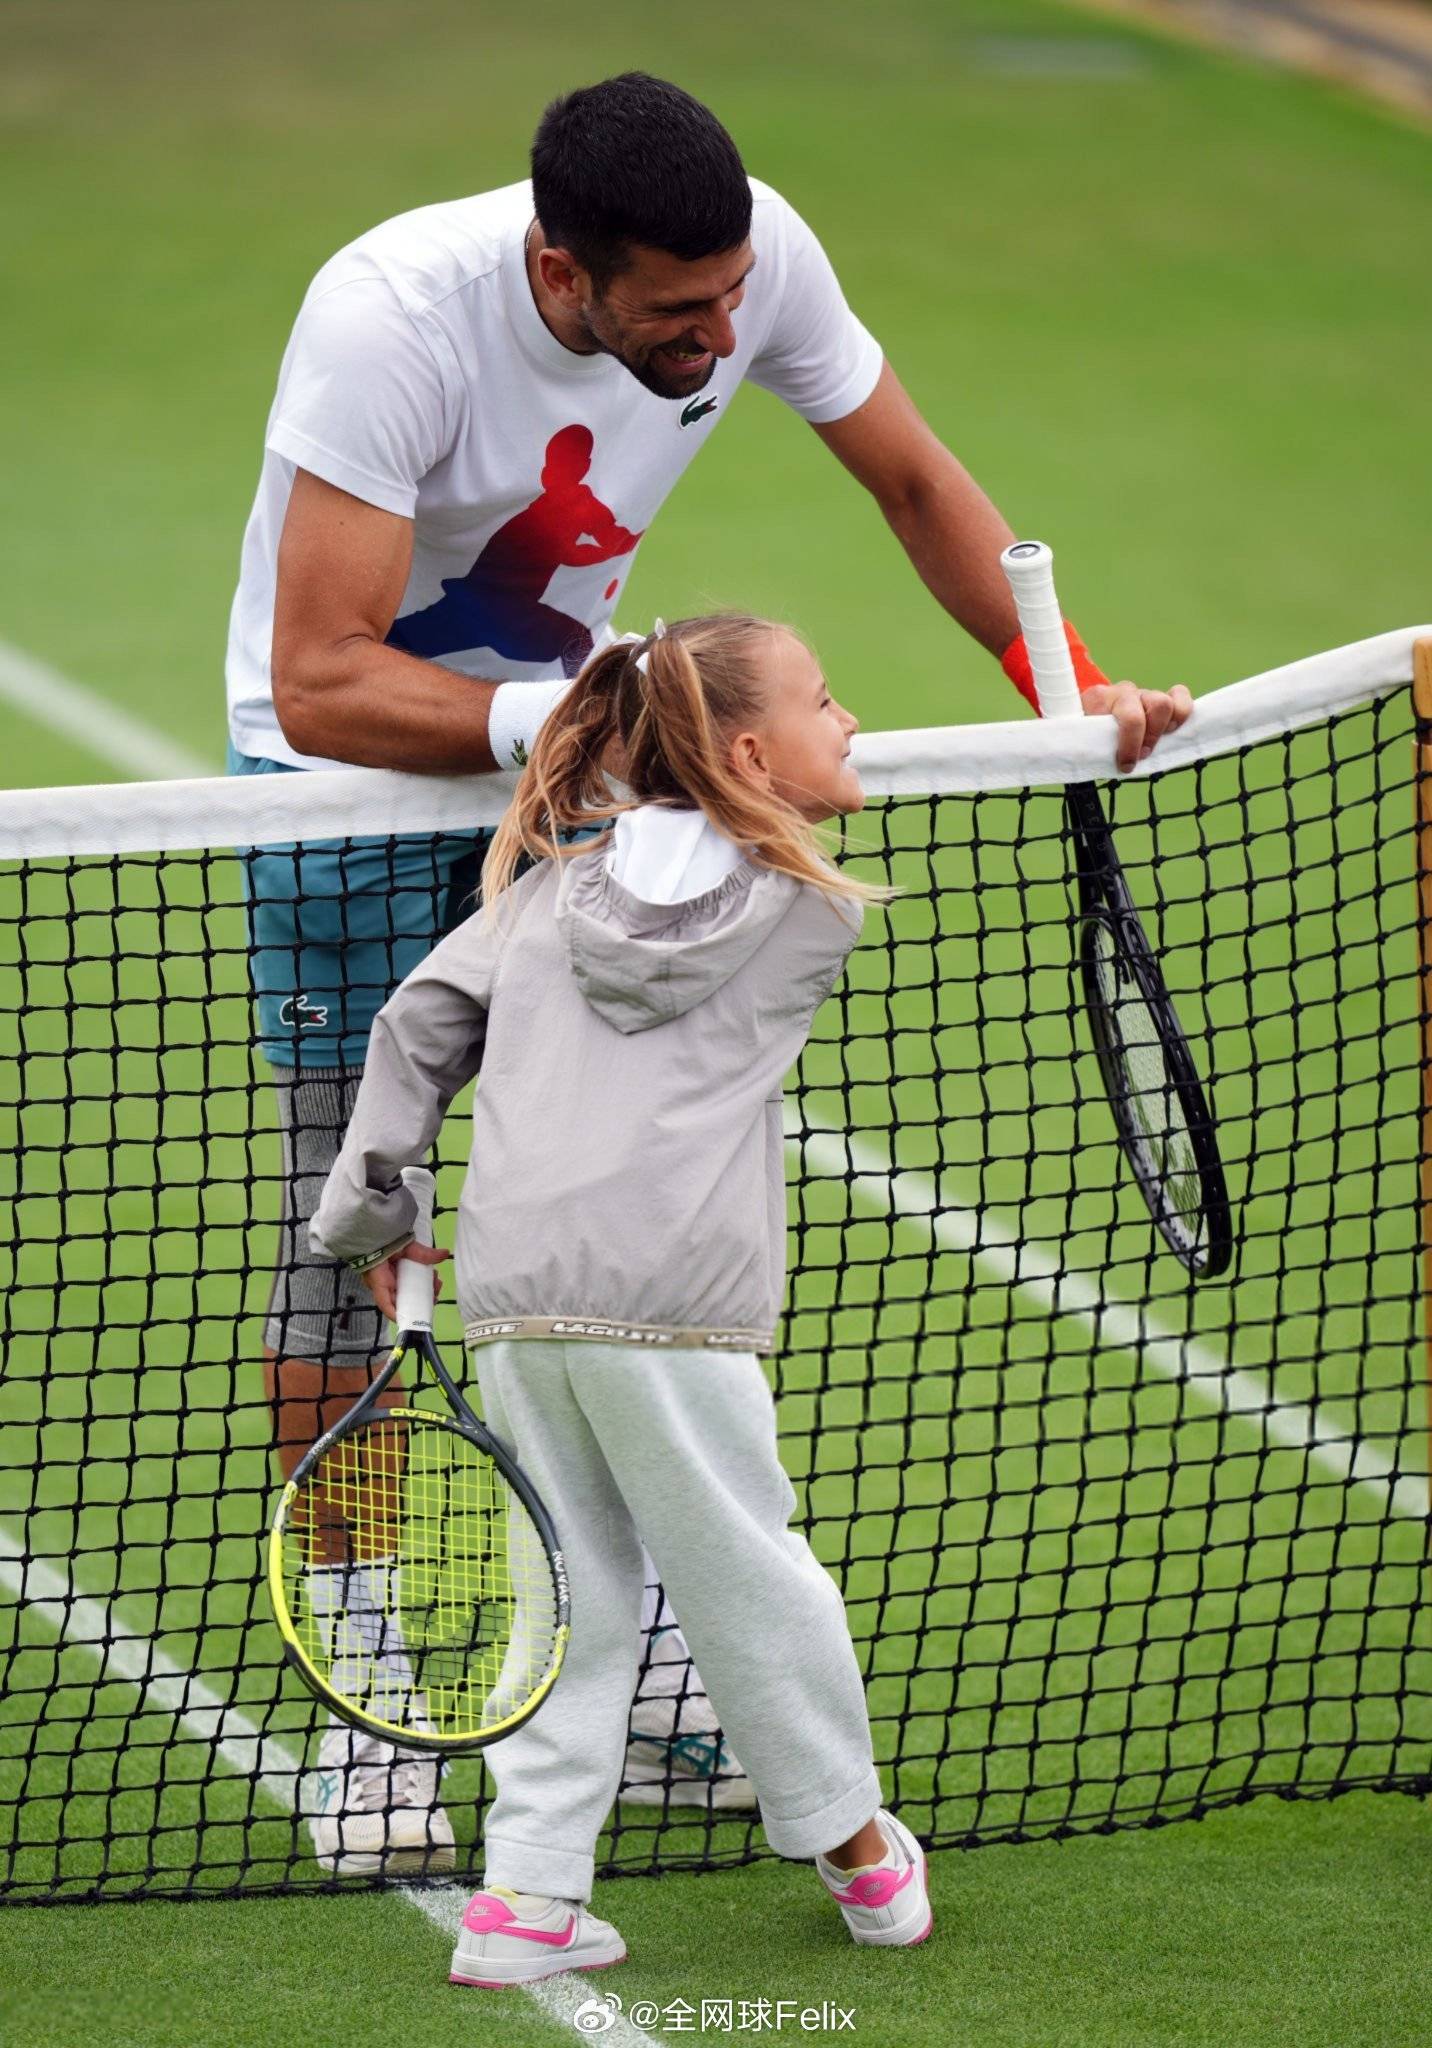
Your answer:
[813,361,1019,656]
[813,363,1191,770]
[271,468,503,772]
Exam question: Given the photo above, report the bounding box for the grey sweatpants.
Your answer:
[473,1338,882,1903]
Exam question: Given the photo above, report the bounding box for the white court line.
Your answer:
[0,1529,295,1807]
[6,642,1423,2027]
[788,1122,1429,1524]
[2,645,657,2033]
[404,1883,650,2044]
[392,1885,654,2044]
[8,641,1417,1519]
[0,1530,657,2045]
[0,638,213,781]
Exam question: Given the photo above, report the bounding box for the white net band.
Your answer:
[4,626,1428,859]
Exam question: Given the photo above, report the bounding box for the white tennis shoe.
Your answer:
[303,1722,455,1876]
[815,1809,932,1947]
[619,1693,756,1809]
[449,1886,627,1988]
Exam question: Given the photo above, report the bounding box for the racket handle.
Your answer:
[1000,540,1084,721]
[395,1165,437,1332]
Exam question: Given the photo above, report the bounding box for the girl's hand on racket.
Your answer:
[359,1241,451,1322]
[1080,682,1194,772]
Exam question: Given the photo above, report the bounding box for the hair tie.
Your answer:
[635,618,667,678]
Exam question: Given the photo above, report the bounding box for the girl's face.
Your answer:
[732,632,864,821]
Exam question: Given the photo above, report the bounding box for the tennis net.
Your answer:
[2,629,1430,1903]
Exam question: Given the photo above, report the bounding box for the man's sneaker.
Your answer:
[303,1722,455,1876]
[618,1694,756,1810]
[815,1809,932,1947]
[449,1887,627,1988]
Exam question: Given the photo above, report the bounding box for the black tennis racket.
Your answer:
[268,1167,570,1752]
[1001,541,1232,1277]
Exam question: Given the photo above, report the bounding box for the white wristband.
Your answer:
[487,678,575,770]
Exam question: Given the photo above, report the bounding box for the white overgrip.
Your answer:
[1000,540,1084,722]
[395,1165,437,1333]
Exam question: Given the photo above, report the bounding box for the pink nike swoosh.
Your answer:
[462,1892,577,1946]
[827,1862,914,1910]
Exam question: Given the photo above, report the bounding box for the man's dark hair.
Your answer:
[531,73,752,288]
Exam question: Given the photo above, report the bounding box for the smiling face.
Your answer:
[730,631,864,823]
[536,236,756,400]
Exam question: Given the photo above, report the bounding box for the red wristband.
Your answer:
[1000,622,1110,715]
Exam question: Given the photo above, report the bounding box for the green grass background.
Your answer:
[3,0,1432,2042]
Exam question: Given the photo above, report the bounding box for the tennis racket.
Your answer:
[268,1166,570,1752]
[1000,541,1232,1277]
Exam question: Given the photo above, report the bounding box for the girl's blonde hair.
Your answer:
[482,613,885,908]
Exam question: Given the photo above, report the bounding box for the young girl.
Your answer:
[310,612,933,1984]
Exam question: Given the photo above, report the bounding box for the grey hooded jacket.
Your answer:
[309,840,862,1352]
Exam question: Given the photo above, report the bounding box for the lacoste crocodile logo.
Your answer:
[679,394,719,428]
[278,992,329,1030]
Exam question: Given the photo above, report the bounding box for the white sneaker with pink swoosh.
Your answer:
[449,1885,627,1988]
[814,1810,933,1947]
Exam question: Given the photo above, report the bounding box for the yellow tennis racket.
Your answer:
[267,1168,569,1753]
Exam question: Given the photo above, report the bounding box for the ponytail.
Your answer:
[481,639,631,906]
[482,615,888,912]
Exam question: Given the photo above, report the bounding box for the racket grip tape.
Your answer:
[395,1166,437,1331]
[1000,541,1085,721]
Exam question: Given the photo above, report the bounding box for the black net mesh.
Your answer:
[2,689,1429,1903]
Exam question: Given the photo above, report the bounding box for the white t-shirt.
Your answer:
[226,177,883,769]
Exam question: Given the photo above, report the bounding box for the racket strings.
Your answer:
[1086,921,1203,1247]
[282,1412,561,1741]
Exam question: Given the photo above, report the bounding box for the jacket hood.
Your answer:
[556,847,800,1035]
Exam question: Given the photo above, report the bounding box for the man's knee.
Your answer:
[267,1064,390,1364]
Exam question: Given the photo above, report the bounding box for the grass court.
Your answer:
[2,2,1431,2042]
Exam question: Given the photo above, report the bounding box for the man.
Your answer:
[228,71,1191,1877]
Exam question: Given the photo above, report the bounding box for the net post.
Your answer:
[1413,638,1432,1553]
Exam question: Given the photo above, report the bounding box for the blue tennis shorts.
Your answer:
[230,745,490,1068]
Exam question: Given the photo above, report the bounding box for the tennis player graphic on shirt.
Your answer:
[226,73,1192,1876]
[389,425,642,671]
